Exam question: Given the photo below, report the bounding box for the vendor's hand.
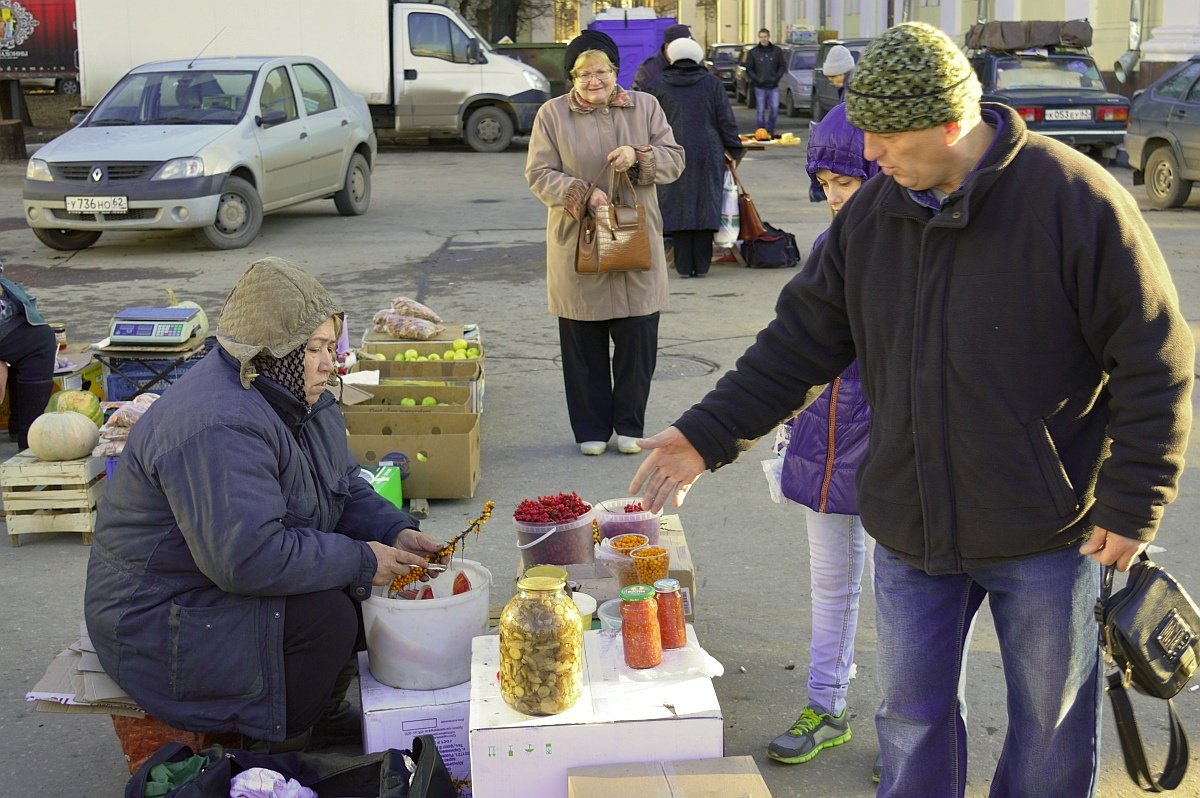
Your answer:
[367,540,428,587]
[587,189,610,214]
[607,145,636,172]
[629,426,705,513]
[1079,526,1147,572]
[394,528,448,575]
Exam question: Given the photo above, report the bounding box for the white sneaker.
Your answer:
[580,441,607,456]
[617,435,642,454]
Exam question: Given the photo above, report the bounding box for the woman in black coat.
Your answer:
[645,37,744,278]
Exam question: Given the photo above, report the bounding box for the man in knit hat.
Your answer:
[632,23,692,90]
[630,21,1192,796]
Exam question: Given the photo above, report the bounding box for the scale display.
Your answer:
[109,307,203,346]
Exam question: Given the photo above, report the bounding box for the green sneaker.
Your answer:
[766,705,852,764]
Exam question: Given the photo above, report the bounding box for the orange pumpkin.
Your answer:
[754,128,771,141]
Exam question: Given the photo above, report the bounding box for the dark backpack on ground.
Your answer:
[741,224,801,269]
[125,734,456,798]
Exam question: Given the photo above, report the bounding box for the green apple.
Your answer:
[466,347,480,358]
[452,338,469,351]
[404,348,419,360]
[416,452,428,462]
[453,351,467,360]
[400,397,417,407]
[443,350,457,360]
[393,352,405,361]
[421,396,438,406]
[428,353,441,361]
[416,355,428,361]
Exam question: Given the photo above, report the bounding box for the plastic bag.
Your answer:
[371,310,446,340]
[715,168,740,247]
[107,393,160,427]
[390,296,443,324]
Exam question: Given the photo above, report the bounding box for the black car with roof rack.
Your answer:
[966,20,1129,163]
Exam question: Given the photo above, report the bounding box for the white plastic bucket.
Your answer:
[362,558,492,690]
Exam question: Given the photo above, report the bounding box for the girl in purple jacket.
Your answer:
[767,102,879,770]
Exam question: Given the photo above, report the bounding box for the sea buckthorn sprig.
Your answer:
[388,499,494,597]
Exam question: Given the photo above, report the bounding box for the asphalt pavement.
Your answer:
[1,101,1199,797]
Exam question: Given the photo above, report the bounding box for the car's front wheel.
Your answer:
[31,227,100,251]
[1145,147,1193,209]
[464,106,513,153]
[333,152,371,216]
[785,91,799,118]
[195,176,263,249]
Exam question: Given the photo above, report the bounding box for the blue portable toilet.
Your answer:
[587,11,677,89]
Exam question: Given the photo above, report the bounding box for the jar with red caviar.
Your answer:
[653,578,687,649]
[619,584,662,669]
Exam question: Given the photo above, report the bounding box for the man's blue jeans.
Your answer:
[874,544,1102,798]
[754,87,779,134]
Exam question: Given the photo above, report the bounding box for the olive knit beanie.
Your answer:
[845,22,980,133]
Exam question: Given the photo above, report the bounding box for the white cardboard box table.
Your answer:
[468,628,723,798]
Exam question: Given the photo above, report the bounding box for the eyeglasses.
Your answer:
[573,69,613,83]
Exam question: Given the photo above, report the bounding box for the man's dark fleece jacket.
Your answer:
[675,104,1194,575]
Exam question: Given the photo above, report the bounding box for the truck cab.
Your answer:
[387,3,549,152]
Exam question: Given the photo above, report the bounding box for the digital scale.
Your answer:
[109,306,207,346]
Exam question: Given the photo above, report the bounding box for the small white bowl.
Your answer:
[597,598,623,631]
[572,592,597,628]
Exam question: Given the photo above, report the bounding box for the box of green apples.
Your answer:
[340,384,474,413]
[355,338,483,380]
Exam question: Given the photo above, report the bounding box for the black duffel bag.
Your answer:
[741,224,801,269]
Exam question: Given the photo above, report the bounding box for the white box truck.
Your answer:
[75,0,551,152]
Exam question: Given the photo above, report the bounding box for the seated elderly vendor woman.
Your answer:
[84,257,445,749]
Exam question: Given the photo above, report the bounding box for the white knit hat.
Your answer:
[822,45,855,77]
[666,37,704,65]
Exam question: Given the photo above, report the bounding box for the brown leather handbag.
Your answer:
[726,154,765,242]
[575,164,652,275]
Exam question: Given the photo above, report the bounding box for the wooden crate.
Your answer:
[1,451,105,546]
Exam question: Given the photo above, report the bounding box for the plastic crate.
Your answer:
[102,337,215,401]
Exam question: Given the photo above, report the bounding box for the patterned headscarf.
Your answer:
[252,346,309,408]
[845,22,981,133]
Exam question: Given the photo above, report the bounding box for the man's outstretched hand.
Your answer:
[629,426,706,512]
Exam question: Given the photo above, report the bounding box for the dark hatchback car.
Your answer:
[704,44,743,93]
[1125,55,1200,208]
[970,47,1129,162]
[811,38,872,121]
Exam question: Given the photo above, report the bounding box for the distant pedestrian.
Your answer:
[0,266,55,450]
[746,28,787,136]
[644,37,743,278]
[632,23,692,91]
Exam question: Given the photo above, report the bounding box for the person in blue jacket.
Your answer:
[0,266,55,450]
[765,102,879,769]
[84,257,446,751]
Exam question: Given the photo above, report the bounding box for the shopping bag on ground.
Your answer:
[740,224,801,268]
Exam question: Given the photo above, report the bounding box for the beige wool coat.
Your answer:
[525,90,684,321]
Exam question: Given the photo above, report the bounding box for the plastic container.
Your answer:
[515,507,597,567]
[499,575,583,715]
[595,537,640,587]
[595,497,661,543]
[572,591,597,628]
[631,544,670,585]
[102,337,216,401]
[597,598,623,631]
[362,558,491,690]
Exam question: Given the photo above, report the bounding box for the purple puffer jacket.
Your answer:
[780,103,876,514]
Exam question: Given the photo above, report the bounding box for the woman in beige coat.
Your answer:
[525,30,684,456]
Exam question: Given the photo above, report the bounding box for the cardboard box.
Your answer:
[532,516,697,621]
[340,384,474,413]
[357,339,484,381]
[358,652,473,797]
[468,631,723,798]
[345,412,480,499]
[567,756,773,798]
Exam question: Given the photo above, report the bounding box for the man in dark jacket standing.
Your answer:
[631,22,1193,798]
[745,28,786,136]
[631,23,691,90]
